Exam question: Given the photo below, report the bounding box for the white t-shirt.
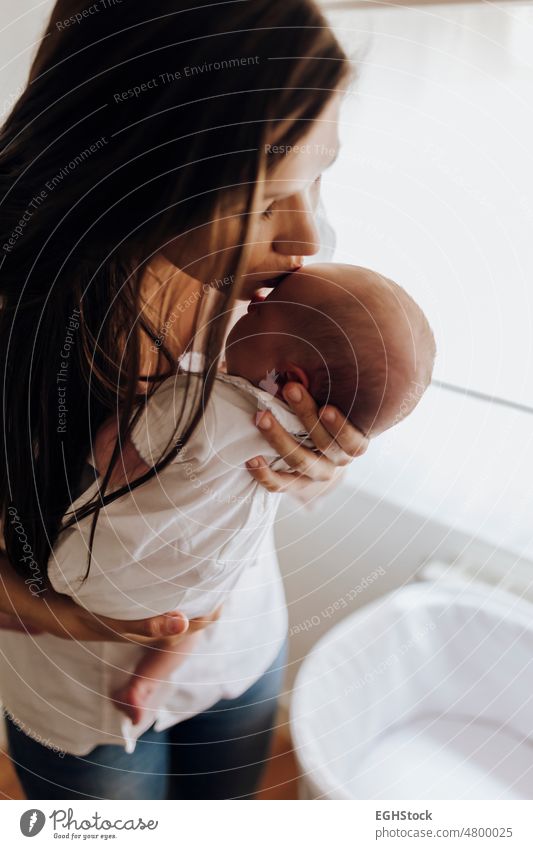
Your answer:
[0,372,308,755]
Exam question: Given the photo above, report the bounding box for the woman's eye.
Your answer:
[261,175,321,219]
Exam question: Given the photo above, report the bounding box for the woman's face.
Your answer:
[162,94,341,300]
[239,93,341,300]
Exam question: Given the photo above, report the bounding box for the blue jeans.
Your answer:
[6,641,287,800]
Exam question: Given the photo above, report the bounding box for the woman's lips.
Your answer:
[245,265,303,309]
[248,265,303,289]
[267,265,303,287]
[273,265,302,286]
[248,265,302,300]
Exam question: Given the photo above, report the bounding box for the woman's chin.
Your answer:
[238,266,302,300]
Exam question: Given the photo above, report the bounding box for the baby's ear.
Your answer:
[282,362,310,390]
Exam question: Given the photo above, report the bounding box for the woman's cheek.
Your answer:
[310,179,321,212]
[244,220,272,271]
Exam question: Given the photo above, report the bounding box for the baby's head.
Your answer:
[225,263,435,437]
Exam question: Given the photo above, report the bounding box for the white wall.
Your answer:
[317,0,533,560]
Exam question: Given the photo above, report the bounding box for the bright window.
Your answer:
[321,1,533,557]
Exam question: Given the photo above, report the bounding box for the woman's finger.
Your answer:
[106,612,190,641]
[33,589,191,643]
[318,405,369,458]
[245,458,314,494]
[71,608,190,642]
[148,607,223,650]
[188,604,223,632]
[253,412,335,481]
[281,382,354,464]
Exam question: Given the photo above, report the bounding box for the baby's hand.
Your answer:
[92,417,150,488]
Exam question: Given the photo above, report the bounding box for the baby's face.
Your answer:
[224,272,312,391]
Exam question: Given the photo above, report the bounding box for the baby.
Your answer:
[225,262,435,438]
[98,263,435,724]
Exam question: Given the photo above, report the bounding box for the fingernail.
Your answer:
[285,385,302,403]
[247,458,260,468]
[166,616,186,635]
[321,408,335,423]
[256,412,271,430]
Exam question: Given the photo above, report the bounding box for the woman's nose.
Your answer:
[272,191,321,257]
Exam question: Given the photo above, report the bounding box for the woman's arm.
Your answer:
[246,382,368,498]
[0,411,217,645]
[0,552,189,643]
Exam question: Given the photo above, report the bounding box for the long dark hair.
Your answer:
[0,0,349,584]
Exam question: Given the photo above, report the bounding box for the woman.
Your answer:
[0,0,366,798]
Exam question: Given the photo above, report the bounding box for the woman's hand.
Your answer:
[0,592,190,644]
[0,554,190,644]
[55,598,222,647]
[0,612,42,635]
[42,593,192,644]
[141,604,224,652]
[245,382,368,500]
